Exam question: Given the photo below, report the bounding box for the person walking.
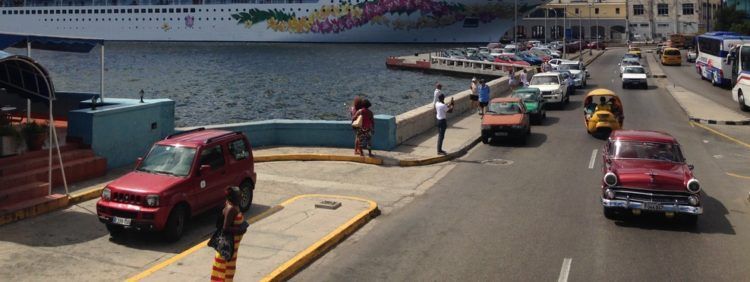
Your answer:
[210,186,248,282]
[432,83,442,109]
[352,99,375,157]
[520,69,529,87]
[435,94,454,155]
[542,60,551,72]
[478,79,490,115]
[350,96,363,155]
[469,77,479,113]
[508,72,516,91]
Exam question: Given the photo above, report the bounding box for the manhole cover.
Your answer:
[479,159,514,166]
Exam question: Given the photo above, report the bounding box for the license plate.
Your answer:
[112,216,132,226]
[494,132,508,136]
[643,202,662,211]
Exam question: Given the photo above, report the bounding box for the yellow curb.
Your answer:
[0,195,69,226]
[261,194,379,282]
[69,186,105,205]
[255,154,383,165]
[691,121,750,150]
[399,155,451,167]
[125,205,284,282]
[727,172,750,180]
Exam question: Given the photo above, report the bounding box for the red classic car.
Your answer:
[480,97,531,144]
[600,130,702,224]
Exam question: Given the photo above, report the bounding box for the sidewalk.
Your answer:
[646,52,750,125]
[130,195,378,282]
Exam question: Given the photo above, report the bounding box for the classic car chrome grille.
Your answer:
[612,189,691,205]
[112,192,143,204]
[541,91,552,96]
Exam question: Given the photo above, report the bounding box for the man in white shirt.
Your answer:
[520,69,529,87]
[432,83,442,108]
[435,94,454,155]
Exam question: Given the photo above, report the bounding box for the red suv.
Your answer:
[96,128,256,241]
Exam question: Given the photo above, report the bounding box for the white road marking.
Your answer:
[588,149,598,169]
[558,258,573,282]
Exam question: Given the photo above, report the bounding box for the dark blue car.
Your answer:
[517,52,543,66]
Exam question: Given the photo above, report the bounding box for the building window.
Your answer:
[616,7,620,14]
[682,3,694,15]
[575,8,579,14]
[595,8,599,14]
[633,4,644,15]
[657,3,668,16]
[640,23,649,27]
[658,23,670,28]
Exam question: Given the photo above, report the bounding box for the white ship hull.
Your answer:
[0,1,546,43]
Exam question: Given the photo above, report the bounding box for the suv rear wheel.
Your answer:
[163,205,188,242]
[739,92,749,111]
[239,180,254,212]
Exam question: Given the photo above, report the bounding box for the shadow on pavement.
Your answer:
[488,132,547,148]
[538,116,560,126]
[611,193,735,235]
[0,208,107,247]
[558,100,583,111]
[107,203,271,253]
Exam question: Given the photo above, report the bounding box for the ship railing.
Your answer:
[428,53,531,76]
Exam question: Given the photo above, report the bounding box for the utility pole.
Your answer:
[545,8,548,44]
[563,4,567,58]
[514,0,518,47]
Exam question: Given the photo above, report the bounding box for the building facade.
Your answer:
[627,0,722,41]
[515,0,628,43]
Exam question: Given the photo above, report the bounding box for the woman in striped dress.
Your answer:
[211,186,246,282]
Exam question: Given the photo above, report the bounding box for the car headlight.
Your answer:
[553,89,562,95]
[604,188,615,199]
[686,179,701,194]
[102,187,111,200]
[603,172,617,187]
[146,195,160,207]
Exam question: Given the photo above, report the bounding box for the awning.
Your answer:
[0,51,55,101]
[0,32,103,53]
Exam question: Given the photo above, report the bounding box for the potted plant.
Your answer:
[20,121,48,151]
[0,123,20,156]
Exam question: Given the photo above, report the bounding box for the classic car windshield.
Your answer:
[612,141,684,162]
[530,76,559,85]
[561,63,580,70]
[138,145,196,177]
[488,102,523,115]
[624,67,646,74]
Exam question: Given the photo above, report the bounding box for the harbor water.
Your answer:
[9,43,471,127]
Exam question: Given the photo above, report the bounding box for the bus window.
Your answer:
[742,46,750,72]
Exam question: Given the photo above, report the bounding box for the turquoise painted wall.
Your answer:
[180,114,397,151]
[68,98,175,169]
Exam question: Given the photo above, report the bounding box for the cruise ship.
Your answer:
[0,0,546,43]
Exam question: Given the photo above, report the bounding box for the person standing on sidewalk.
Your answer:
[350,96,364,155]
[520,69,529,87]
[432,83,442,109]
[211,186,248,282]
[469,77,479,113]
[478,79,490,116]
[435,94,454,155]
[352,99,375,157]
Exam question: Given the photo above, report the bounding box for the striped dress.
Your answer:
[211,212,244,282]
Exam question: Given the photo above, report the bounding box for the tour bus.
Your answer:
[729,43,750,111]
[695,32,750,87]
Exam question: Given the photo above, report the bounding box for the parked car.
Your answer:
[661,47,682,66]
[558,60,587,88]
[504,44,518,54]
[478,47,490,55]
[548,58,569,70]
[529,72,569,105]
[600,130,702,225]
[526,49,552,62]
[466,47,479,57]
[511,87,546,124]
[517,52,543,66]
[586,41,606,50]
[621,65,649,89]
[686,49,698,63]
[531,47,561,58]
[96,128,257,241]
[480,97,531,144]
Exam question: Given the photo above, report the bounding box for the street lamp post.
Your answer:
[514,0,518,49]
[563,5,567,58]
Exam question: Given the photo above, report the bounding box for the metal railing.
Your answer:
[428,53,532,76]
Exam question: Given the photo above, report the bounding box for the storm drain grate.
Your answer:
[315,200,342,210]
[479,159,514,166]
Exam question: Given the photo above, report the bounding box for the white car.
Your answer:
[621,65,649,89]
[548,58,570,70]
[687,49,698,63]
[558,61,587,88]
[532,47,561,59]
[619,58,642,76]
[529,72,569,104]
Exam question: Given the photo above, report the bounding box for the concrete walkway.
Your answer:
[132,195,378,282]
[646,51,750,125]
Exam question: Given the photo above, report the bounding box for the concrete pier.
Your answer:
[386,52,532,77]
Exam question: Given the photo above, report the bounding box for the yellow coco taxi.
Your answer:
[661,47,682,66]
[584,89,624,138]
[627,46,642,58]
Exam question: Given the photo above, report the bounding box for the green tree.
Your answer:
[715,6,748,32]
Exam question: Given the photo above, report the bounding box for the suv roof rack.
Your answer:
[205,131,242,144]
[165,127,205,140]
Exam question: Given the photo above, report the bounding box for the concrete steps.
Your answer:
[0,156,107,188]
[0,182,48,206]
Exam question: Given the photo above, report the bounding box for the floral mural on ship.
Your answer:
[230,0,539,34]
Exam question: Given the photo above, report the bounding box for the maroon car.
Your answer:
[97,128,257,241]
[600,130,702,224]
